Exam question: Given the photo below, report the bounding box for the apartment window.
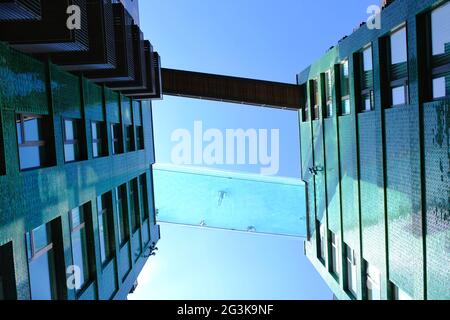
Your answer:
[364,260,381,300]
[358,45,375,112]
[310,79,320,120]
[391,282,413,300]
[329,231,339,278]
[0,242,16,300]
[97,192,115,264]
[16,113,52,170]
[430,2,450,99]
[136,125,144,150]
[111,123,123,155]
[115,184,130,246]
[124,125,135,152]
[63,118,84,163]
[316,220,325,262]
[345,244,358,297]
[340,60,351,115]
[300,84,309,122]
[91,121,108,158]
[139,174,150,221]
[324,70,333,118]
[387,25,409,107]
[129,178,141,232]
[26,221,61,300]
[69,204,94,294]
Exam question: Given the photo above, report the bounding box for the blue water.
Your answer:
[153,164,306,237]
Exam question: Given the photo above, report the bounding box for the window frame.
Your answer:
[62,117,83,163]
[357,44,375,112]
[111,123,124,155]
[97,193,115,266]
[91,121,108,158]
[68,204,94,295]
[324,70,334,118]
[339,60,351,116]
[428,2,450,101]
[16,113,50,171]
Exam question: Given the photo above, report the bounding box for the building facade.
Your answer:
[0,41,160,300]
[298,0,449,300]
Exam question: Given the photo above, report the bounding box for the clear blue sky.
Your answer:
[134,0,376,300]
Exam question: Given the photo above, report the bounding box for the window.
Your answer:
[136,125,144,150]
[139,174,150,221]
[91,121,108,158]
[310,79,320,120]
[324,70,333,118]
[115,184,130,246]
[69,204,94,294]
[358,45,375,112]
[16,113,52,170]
[300,84,309,122]
[97,192,115,264]
[316,220,325,262]
[124,125,135,152]
[0,242,17,300]
[364,260,381,300]
[329,231,339,279]
[339,60,351,115]
[111,123,123,155]
[386,25,409,107]
[430,2,450,99]
[391,282,412,300]
[130,178,141,232]
[345,244,358,297]
[63,118,84,163]
[26,221,61,300]
[0,112,4,176]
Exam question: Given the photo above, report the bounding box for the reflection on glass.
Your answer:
[346,244,358,297]
[392,282,413,300]
[70,207,90,292]
[433,76,448,99]
[392,86,406,105]
[390,27,408,64]
[431,2,450,56]
[342,98,351,115]
[363,46,373,71]
[365,262,381,300]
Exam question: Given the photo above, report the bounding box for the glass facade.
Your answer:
[111,123,123,155]
[365,261,381,300]
[340,60,351,115]
[63,118,83,162]
[345,244,357,298]
[115,184,130,245]
[91,121,107,158]
[330,231,339,278]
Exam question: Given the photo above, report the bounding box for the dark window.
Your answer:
[139,174,149,221]
[129,178,141,232]
[63,118,85,163]
[26,220,63,300]
[115,184,130,246]
[97,192,115,264]
[69,203,94,294]
[357,45,375,112]
[0,242,17,300]
[324,70,334,118]
[345,244,358,298]
[316,220,325,263]
[339,60,351,115]
[16,113,52,170]
[310,79,320,120]
[136,125,144,150]
[329,231,339,279]
[364,260,381,300]
[124,125,135,152]
[91,121,108,158]
[430,2,450,99]
[111,123,123,155]
[300,84,309,122]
